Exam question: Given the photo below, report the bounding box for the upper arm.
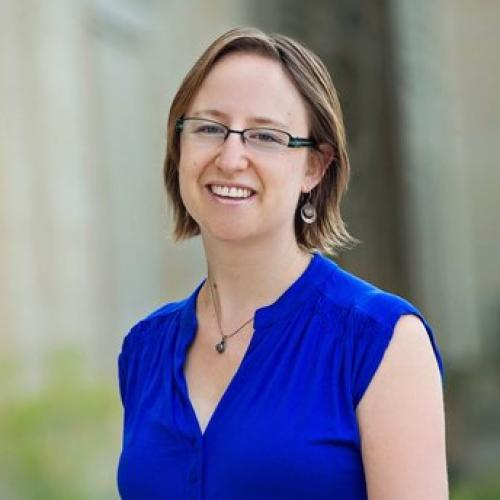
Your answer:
[118,349,127,407]
[356,314,448,500]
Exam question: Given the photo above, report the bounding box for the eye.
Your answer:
[247,129,288,146]
[193,122,226,135]
[255,133,278,143]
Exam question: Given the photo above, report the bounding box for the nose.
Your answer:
[214,132,249,172]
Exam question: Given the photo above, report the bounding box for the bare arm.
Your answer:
[356,315,448,499]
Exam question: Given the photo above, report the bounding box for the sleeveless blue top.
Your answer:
[117,252,444,499]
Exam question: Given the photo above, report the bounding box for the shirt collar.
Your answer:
[253,252,336,329]
[179,252,337,333]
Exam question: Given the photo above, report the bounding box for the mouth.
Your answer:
[207,184,256,200]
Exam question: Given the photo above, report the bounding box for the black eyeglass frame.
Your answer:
[175,117,318,149]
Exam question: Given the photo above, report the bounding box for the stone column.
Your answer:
[388,0,481,361]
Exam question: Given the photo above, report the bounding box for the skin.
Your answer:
[178,52,448,498]
[178,54,328,251]
[180,52,329,433]
[357,315,448,499]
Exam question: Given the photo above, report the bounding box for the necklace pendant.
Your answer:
[215,338,226,354]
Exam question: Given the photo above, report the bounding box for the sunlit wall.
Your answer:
[1,1,499,498]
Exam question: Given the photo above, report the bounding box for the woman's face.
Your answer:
[178,52,324,247]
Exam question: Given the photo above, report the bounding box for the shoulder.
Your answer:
[314,255,445,405]
[316,254,421,327]
[120,293,194,357]
[117,293,197,407]
[356,315,448,499]
[360,314,443,392]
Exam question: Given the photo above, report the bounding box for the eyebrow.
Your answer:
[190,109,291,131]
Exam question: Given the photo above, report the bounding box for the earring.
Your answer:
[300,192,317,224]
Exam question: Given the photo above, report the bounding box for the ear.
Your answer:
[302,143,335,193]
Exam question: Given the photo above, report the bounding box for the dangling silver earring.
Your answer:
[300,192,317,224]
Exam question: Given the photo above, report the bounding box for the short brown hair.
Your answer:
[163,26,357,255]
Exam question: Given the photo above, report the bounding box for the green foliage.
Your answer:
[0,349,121,500]
[1,348,499,499]
[451,472,500,500]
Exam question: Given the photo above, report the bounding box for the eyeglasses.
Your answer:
[176,117,317,153]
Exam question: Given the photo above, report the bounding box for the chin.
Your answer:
[203,225,257,244]
[197,215,262,241]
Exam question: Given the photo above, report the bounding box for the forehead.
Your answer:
[187,52,309,130]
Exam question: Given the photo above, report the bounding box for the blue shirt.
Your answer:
[117,252,444,499]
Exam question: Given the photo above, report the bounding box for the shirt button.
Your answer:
[189,468,198,483]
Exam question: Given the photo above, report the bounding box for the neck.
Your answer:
[200,231,312,329]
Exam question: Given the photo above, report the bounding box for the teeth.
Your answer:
[210,185,253,199]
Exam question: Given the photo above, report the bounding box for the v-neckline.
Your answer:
[176,252,331,438]
[182,283,257,438]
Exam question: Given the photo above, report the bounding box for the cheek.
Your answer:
[177,161,196,208]
[178,152,200,186]
[179,148,209,181]
[271,163,307,198]
[281,163,308,204]
[177,155,208,223]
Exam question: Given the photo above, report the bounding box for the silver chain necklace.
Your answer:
[207,278,254,354]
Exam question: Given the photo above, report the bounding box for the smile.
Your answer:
[209,184,255,199]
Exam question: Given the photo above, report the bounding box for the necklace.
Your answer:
[206,251,310,353]
[207,278,254,354]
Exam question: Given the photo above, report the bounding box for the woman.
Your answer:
[117,27,448,499]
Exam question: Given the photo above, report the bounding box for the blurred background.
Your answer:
[1,0,499,498]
